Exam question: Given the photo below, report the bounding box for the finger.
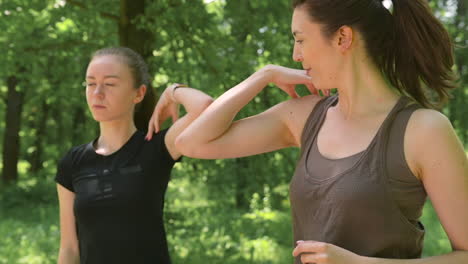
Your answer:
[306,84,318,95]
[321,89,330,96]
[287,85,300,98]
[146,116,154,140]
[293,90,300,98]
[300,253,328,264]
[293,241,325,256]
[154,115,161,133]
[171,107,179,123]
[300,253,316,264]
[153,108,161,133]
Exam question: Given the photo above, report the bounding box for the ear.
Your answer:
[335,26,353,52]
[134,84,147,104]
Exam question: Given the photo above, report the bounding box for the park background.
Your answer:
[0,0,467,263]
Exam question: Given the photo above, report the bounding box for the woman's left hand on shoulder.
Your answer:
[293,241,363,264]
[146,83,185,138]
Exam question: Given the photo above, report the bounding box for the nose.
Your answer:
[93,84,105,98]
[293,46,303,62]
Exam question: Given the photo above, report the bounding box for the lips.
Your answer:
[92,104,106,109]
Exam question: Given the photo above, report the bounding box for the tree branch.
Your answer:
[24,39,102,52]
[66,0,120,21]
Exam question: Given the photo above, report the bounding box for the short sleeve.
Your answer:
[152,129,182,164]
[55,150,74,192]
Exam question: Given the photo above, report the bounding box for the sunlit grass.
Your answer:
[0,205,59,264]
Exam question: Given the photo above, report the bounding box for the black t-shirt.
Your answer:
[55,129,180,264]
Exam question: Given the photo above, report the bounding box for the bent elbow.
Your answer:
[175,134,195,157]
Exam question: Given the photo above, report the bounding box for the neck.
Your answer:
[95,117,137,155]
[335,53,400,120]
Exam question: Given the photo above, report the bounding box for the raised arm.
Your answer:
[146,84,214,160]
[175,65,320,159]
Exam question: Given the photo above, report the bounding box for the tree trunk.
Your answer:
[2,74,25,184]
[234,158,249,209]
[29,101,49,174]
[119,0,152,59]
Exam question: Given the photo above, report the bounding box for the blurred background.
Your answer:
[0,0,466,263]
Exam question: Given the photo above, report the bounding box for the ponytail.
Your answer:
[387,0,456,109]
[292,0,456,109]
[134,83,156,131]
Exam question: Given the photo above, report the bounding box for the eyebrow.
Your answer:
[86,75,120,79]
[292,31,303,37]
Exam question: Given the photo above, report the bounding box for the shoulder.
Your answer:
[405,108,461,177]
[144,129,168,145]
[58,142,92,169]
[407,108,454,137]
[274,94,323,111]
[144,129,180,162]
[273,94,324,124]
[56,142,93,191]
[274,95,328,146]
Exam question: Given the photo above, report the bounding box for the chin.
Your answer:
[91,114,109,122]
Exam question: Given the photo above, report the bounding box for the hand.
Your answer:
[293,240,362,264]
[145,83,187,140]
[264,65,330,98]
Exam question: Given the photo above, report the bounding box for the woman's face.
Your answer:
[85,55,144,123]
[291,6,344,90]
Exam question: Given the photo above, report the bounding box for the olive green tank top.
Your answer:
[290,95,426,262]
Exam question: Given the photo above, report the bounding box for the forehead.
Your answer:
[291,6,316,35]
[86,55,129,77]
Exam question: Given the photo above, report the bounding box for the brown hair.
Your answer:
[91,47,156,130]
[292,0,456,109]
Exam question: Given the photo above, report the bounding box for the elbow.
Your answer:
[175,133,197,158]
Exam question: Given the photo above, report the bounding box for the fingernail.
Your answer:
[296,240,304,245]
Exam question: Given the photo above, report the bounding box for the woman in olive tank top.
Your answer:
[154,0,468,263]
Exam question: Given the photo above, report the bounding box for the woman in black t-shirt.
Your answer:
[55,47,213,264]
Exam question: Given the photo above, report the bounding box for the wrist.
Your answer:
[258,64,276,84]
[169,85,178,103]
[170,84,187,103]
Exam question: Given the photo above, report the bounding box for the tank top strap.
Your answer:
[373,97,423,179]
[380,99,422,178]
[385,101,422,149]
[374,97,419,148]
[300,95,338,155]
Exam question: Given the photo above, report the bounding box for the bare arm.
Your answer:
[361,112,468,263]
[57,184,80,264]
[175,65,319,159]
[146,84,214,160]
